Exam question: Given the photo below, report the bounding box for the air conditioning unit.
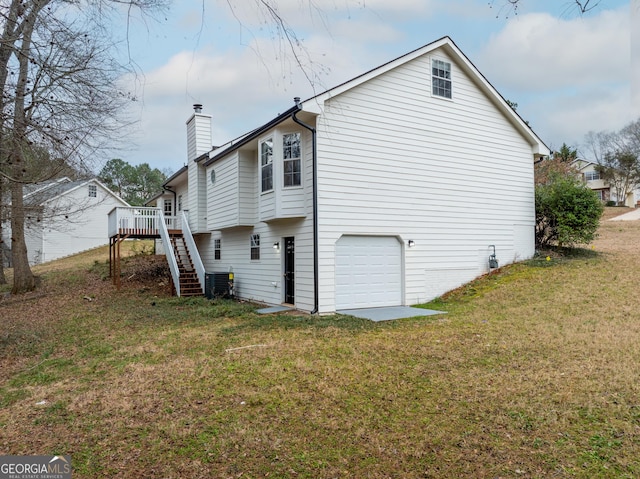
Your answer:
[205,272,234,299]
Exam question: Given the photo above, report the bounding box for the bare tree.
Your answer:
[0,0,168,293]
[586,118,640,205]
[490,1,604,17]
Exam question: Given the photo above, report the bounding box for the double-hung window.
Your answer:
[214,239,221,260]
[432,59,452,99]
[260,138,273,192]
[250,234,260,260]
[283,132,301,187]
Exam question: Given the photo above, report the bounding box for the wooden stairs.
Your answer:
[170,233,203,297]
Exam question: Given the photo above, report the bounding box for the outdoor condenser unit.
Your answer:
[205,272,234,299]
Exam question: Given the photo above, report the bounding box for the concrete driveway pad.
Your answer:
[337,306,447,322]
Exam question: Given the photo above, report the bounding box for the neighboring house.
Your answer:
[573,159,611,202]
[144,36,549,313]
[3,177,129,265]
[573,159,638,206]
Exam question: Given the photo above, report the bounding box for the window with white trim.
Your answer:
[260,138,273,192]
[178,195,183,211]
[584,171,600,181]
[214,239,221,260]
[88,184,97,198]
[432,59,452,99]
[250,234,260,260]
[283,132,301,187]
[164,199,172,216]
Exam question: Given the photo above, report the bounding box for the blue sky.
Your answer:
[112,0,635,173]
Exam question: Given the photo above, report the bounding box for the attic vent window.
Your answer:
[88,184,97,197]
[432,59,452,99]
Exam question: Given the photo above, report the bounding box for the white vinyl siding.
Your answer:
[315,49,535,313]
[259,129,306,222]
[207,151,256,230]
[198,126,316,311]
[186,112,212,233]
[26,181,127,265]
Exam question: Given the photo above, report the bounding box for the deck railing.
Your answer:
[157,210,181,297]
[180,210,205,292]
[108,207,203,297]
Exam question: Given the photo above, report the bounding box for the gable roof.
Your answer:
[202,36,548,167]
[302,36,548,156]
[22,177,128,207]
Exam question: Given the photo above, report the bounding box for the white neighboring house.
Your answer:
[573,159,639,207]
[3,177,129,265]
[146,36,549,313]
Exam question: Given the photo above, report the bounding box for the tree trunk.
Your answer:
[10,180,34,293]
[9,0,48,294]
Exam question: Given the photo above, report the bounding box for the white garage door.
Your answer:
[335,235,402,310]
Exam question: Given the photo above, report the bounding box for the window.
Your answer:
[214,239,221,260]
[178,195,183,211]
[164,199,172,216]
[283,132,301,187]
[260,138,273,192]
[432,59,452,99]
[88,184,97,198]
[585,171,600,181]
[250,234,260,260]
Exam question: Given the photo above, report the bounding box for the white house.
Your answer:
[3,177,129,265]
[573,159,640,207]
[149,36,549,313]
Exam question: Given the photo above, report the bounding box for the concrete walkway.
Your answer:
[608,208,640,221]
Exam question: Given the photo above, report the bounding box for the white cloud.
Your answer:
[118,31,370,172]
[479,7,630,91]
[475,5,634,153]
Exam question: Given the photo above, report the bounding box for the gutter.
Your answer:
[163,185,177,214]
[291,97,319,315]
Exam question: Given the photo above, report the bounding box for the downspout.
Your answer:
[163,185,177,211]
[291,97,319,314]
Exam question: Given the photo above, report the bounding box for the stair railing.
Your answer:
[157,210,181,296]
[180,211,205,293]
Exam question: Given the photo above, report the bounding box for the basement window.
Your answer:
[432,59,452,99]
[250,234,260,260]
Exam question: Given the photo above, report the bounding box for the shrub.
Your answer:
[605,200,616,207]
[535,174,604,248]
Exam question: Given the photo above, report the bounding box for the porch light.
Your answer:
[408,240,415,248]
[273,242,280,250]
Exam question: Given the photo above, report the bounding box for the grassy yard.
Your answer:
[1,211,639,478]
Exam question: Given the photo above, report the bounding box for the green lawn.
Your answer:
[1,216,639,478]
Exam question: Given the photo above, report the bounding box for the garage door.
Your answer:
[335,235,402,310]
